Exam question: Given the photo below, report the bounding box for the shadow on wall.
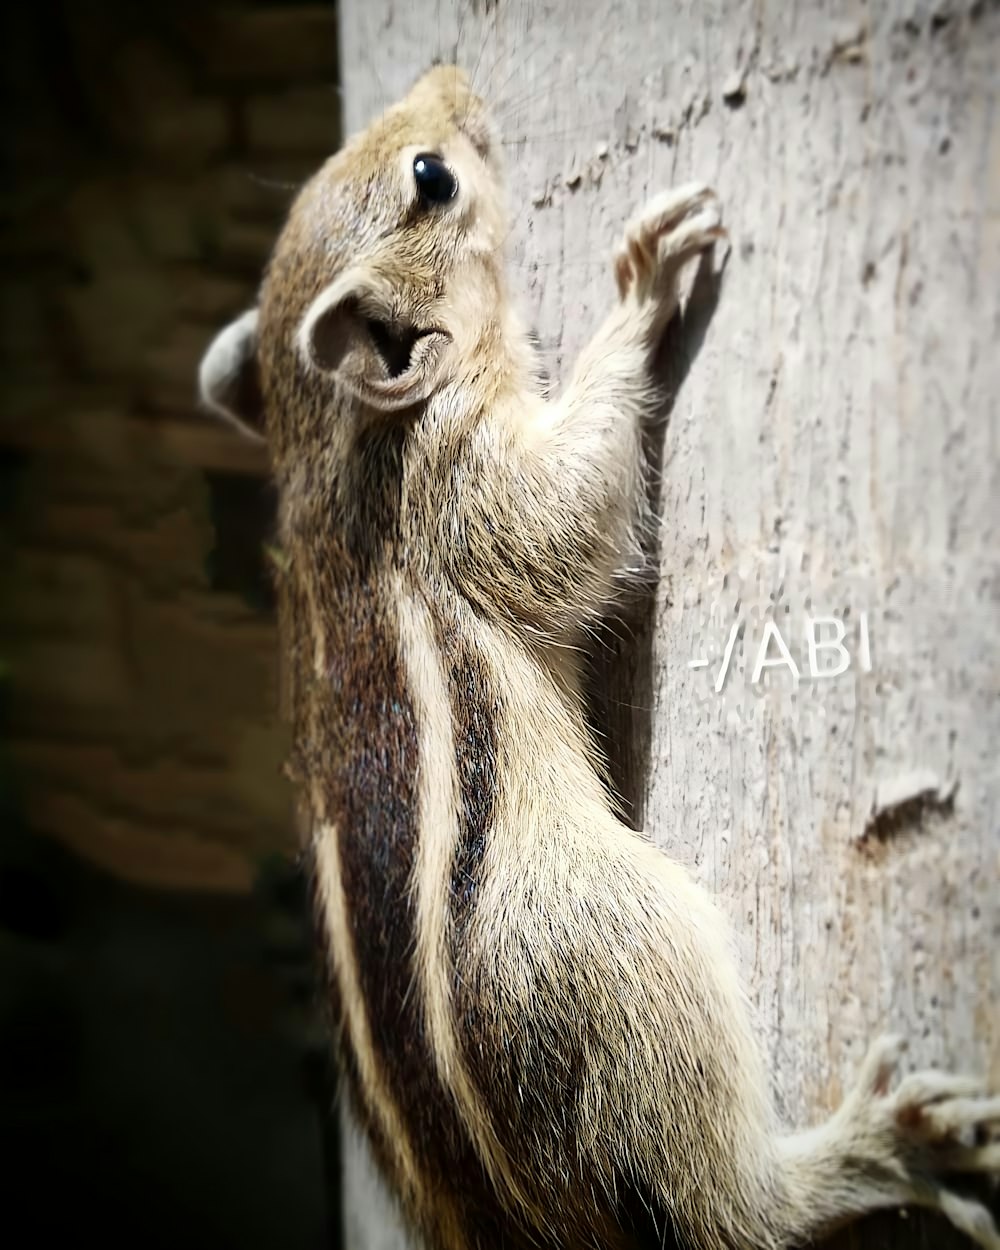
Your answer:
[0,817,336,1249]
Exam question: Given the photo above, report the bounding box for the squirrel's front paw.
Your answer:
[848,1035,1000,1247]
[614,183,725,303]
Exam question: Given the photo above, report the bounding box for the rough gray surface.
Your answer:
[337,2,999,1246]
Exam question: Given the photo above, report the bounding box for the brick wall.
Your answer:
[1,1,340,892]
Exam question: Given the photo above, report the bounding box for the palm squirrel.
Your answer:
[199,66,1000,1250]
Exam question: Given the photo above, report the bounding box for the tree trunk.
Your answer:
[334,1,999,1246]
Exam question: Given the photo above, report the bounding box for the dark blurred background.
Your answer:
[1,2,342,1244]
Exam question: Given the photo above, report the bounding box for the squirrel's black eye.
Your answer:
[413,153,457,205]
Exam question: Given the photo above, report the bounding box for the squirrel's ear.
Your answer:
[198,309,265,440]
[297,272,451,413]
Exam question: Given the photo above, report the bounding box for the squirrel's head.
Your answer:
[198,66,506,452]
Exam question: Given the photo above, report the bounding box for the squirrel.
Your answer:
[198,66,1000,1250]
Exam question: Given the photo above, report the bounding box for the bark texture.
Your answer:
[336,1,999,1245]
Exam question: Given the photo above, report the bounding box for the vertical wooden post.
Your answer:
[334,2,999,1245]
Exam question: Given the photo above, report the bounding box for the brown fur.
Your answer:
[198,66,1000,1250]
